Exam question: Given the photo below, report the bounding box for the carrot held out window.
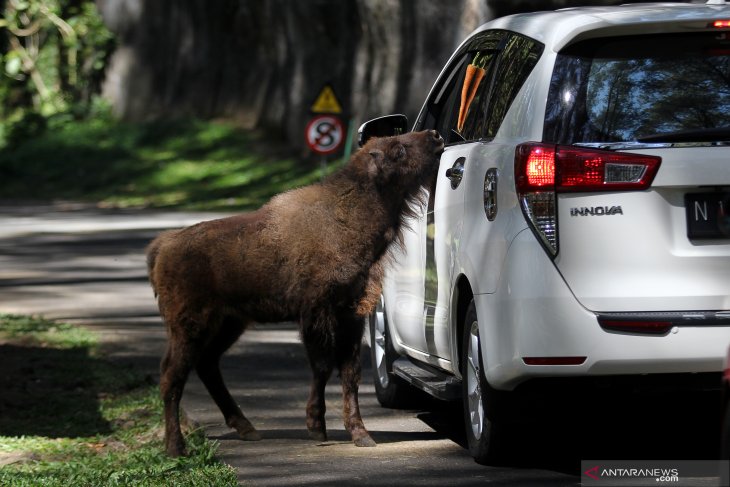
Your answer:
[456,51,495,141]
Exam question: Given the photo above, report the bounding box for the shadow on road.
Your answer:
[0,343,111,438]
[408,376,721,476]
[1,205,722,486]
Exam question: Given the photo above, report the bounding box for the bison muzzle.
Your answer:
[147,129,444,456]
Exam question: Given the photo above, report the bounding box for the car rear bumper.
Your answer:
[477,229,730,390]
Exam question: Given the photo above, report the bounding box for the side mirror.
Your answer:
[357,114,409,147]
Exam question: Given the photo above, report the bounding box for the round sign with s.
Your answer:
[305,116,345,155]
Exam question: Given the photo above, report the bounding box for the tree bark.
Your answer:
[96,0,643,152]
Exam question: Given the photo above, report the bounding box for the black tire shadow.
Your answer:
[414,381,722,477]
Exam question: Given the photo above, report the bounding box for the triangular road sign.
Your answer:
[311,85,343,114]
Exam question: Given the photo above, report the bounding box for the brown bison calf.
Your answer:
[147,130,444,456]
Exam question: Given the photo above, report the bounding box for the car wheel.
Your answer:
[461,299,507,464]
[722,392,730,459]
[722,348,730,478]
[369,295,412,408]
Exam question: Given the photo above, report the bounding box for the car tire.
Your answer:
[369,295,412,408]
[722,392,730,459]
[461,299,509,465]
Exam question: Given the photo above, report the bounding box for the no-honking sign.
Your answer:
[305,115,344,156]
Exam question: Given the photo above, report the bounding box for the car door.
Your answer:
[387,52,472,355]
[417,31,544,363]
[388,30,543,363]
[405,32,506,362]
[422,45,504,362]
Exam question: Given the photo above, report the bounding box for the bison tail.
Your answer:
[145,237,163,297]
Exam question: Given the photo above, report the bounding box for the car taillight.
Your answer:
[515,143,661,256]
[525,146,555,187]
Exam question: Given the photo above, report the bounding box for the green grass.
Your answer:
[0,111,336,210]
[0,314,238,487]
[0,313,96,349]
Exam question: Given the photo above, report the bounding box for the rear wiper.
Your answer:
[636,127,730,143]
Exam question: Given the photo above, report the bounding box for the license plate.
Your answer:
[685,192,730,239]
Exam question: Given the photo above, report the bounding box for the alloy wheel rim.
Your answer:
[466,319,484,440]
[373,298,390,388]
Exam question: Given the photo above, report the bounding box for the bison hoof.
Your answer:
[354,436,377,447]
[239,429,262,441]
[308,429,328,442]
[228,417,262,441]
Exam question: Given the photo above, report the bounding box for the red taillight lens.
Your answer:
[713,20,730,28]
[516,143,555,192]
[516,143,662,192]
[525,146,555,187]
[556,146,661,192]
[515,143,662,257]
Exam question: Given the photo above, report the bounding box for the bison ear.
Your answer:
[391,144,406,160]
[367,149,384,179]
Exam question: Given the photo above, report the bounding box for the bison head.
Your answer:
[355,130,444,196]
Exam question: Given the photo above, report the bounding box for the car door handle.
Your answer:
[445,158,466,189]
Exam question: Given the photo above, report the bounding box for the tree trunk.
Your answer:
[96,0,642,152]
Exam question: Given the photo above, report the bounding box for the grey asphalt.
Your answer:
[0,203,582,486]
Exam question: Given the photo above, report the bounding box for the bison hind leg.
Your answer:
[195,315,261,441]
[160,333,199,457]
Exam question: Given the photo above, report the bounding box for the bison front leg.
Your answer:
[337,322,376,447]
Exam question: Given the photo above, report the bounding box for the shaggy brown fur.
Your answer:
[147,130,444,456]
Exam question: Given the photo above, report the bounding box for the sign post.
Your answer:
[306,84,346,177]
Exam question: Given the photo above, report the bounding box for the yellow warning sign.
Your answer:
[311,85,342,114]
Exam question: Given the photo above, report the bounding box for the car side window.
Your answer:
[416,31,504,144]
[416,51,500,145]
[416,30,543,145]
[477,33,544,139]
[416,54,468,144]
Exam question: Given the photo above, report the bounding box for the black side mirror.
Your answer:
[357,114,409,147]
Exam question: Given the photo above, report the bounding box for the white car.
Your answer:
[360,1,730,464]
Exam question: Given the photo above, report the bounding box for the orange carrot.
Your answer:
[458,64,486,132]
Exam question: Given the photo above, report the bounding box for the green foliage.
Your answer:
[0,314,238,487]
[0,110,331,210]
[2,109,47,148]
[0,0,115,132]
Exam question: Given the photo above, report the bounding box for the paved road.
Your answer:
[0,204,720,486]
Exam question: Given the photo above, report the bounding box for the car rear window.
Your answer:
[543,32,730,144]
